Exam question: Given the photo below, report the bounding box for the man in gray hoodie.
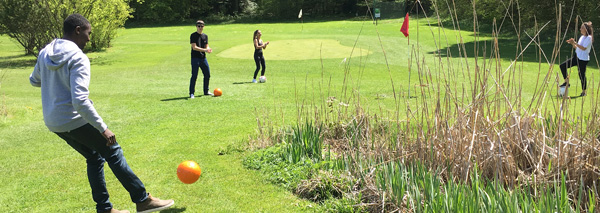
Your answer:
[30,14,174,213]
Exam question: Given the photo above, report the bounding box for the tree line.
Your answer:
[1,0,599,56]
[0,0,130,55]
[432,0,600,38]
[127,0,367,23]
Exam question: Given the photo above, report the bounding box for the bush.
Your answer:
[129,0,195,23]
[0,0,131,55]
[243,145,363,211]
[85,0,132,50]
[128,0,259,24]
[243,145,314,189]
[129,0,217,23]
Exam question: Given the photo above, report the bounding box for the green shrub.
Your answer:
[128,0,202,23]
[0,0,131,55]
[295,170,355,203]
[85,0,131,50]
[317,194,367,213]
[243,146,314,190]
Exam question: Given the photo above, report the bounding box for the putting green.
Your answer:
[217,39,371,60]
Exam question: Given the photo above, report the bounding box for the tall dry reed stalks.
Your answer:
[252,0,600,211]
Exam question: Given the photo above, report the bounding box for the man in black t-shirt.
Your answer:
[189,20,213,98]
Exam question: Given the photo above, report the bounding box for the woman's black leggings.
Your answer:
[560,55,589,90]
[253,53,266,79]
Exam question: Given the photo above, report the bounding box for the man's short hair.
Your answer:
[196,20,205,26]
[63,14,90,34]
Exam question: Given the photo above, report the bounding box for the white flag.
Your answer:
[298,9,302,18]
[339,57,347,66]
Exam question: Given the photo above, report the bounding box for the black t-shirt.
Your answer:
[190,32,208,59]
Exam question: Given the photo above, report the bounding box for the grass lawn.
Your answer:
[1,17,598,212]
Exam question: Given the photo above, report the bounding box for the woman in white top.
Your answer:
[560,21,593,96]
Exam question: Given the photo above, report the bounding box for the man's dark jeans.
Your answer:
[55,123,148,212]
[190,57,211,95]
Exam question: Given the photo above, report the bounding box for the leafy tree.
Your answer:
[436,0,600,37]
[0,0,131,56]
[128,0,361,23]
[128,0,251,23]
[0,0,54,55]
[129,0,197,23]
[85,0,132,49]
[254,0,360,19]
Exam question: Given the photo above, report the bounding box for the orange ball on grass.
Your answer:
[177,160,202,184]
[214,88,222,97]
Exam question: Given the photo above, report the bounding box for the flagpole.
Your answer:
[407,40,410,99]
[298,9,303,32]
[400,12,410,98]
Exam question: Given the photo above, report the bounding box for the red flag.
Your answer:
[400,13,409,37]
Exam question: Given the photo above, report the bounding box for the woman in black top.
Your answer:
[252,30,269,83]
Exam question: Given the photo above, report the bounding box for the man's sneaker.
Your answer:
[252,79,257,83]
[559,82,570,87]
[581,92,587,97]
[204,92,214,96]
[100,209,129,213]
[136,194,174,213]
[190,94,195,99]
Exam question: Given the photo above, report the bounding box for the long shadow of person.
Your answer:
[161,207,187,212]
[556,95,585,99]
[233,81,254,84]
[160,97,190,101]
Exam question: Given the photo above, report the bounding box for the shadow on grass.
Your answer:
[0,55,36,69]
[161,207,186,213]
[161,94,218,101]
[556,95,586,99]
[233,81,254,84]
[429,37,598,69]
[161,97,189,101]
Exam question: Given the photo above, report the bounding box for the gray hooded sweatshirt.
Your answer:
[30,39,107,133]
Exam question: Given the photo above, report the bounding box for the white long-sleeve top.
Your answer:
[576,35,593,61]
[30,39,107,133]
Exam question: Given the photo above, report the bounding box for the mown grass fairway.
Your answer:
[218,39,371,60]
[1,17,598,212]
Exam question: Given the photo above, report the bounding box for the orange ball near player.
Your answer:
[214,88,222,97]
[177,161,201,184]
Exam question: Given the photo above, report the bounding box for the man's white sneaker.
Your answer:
[190,94,195,99]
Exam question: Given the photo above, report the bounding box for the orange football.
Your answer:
[214,88,222,97]
[177,160,201,184]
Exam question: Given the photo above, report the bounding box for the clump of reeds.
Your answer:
[250,0,600,211]
[295,170,355,202]
[259,93,599,211]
